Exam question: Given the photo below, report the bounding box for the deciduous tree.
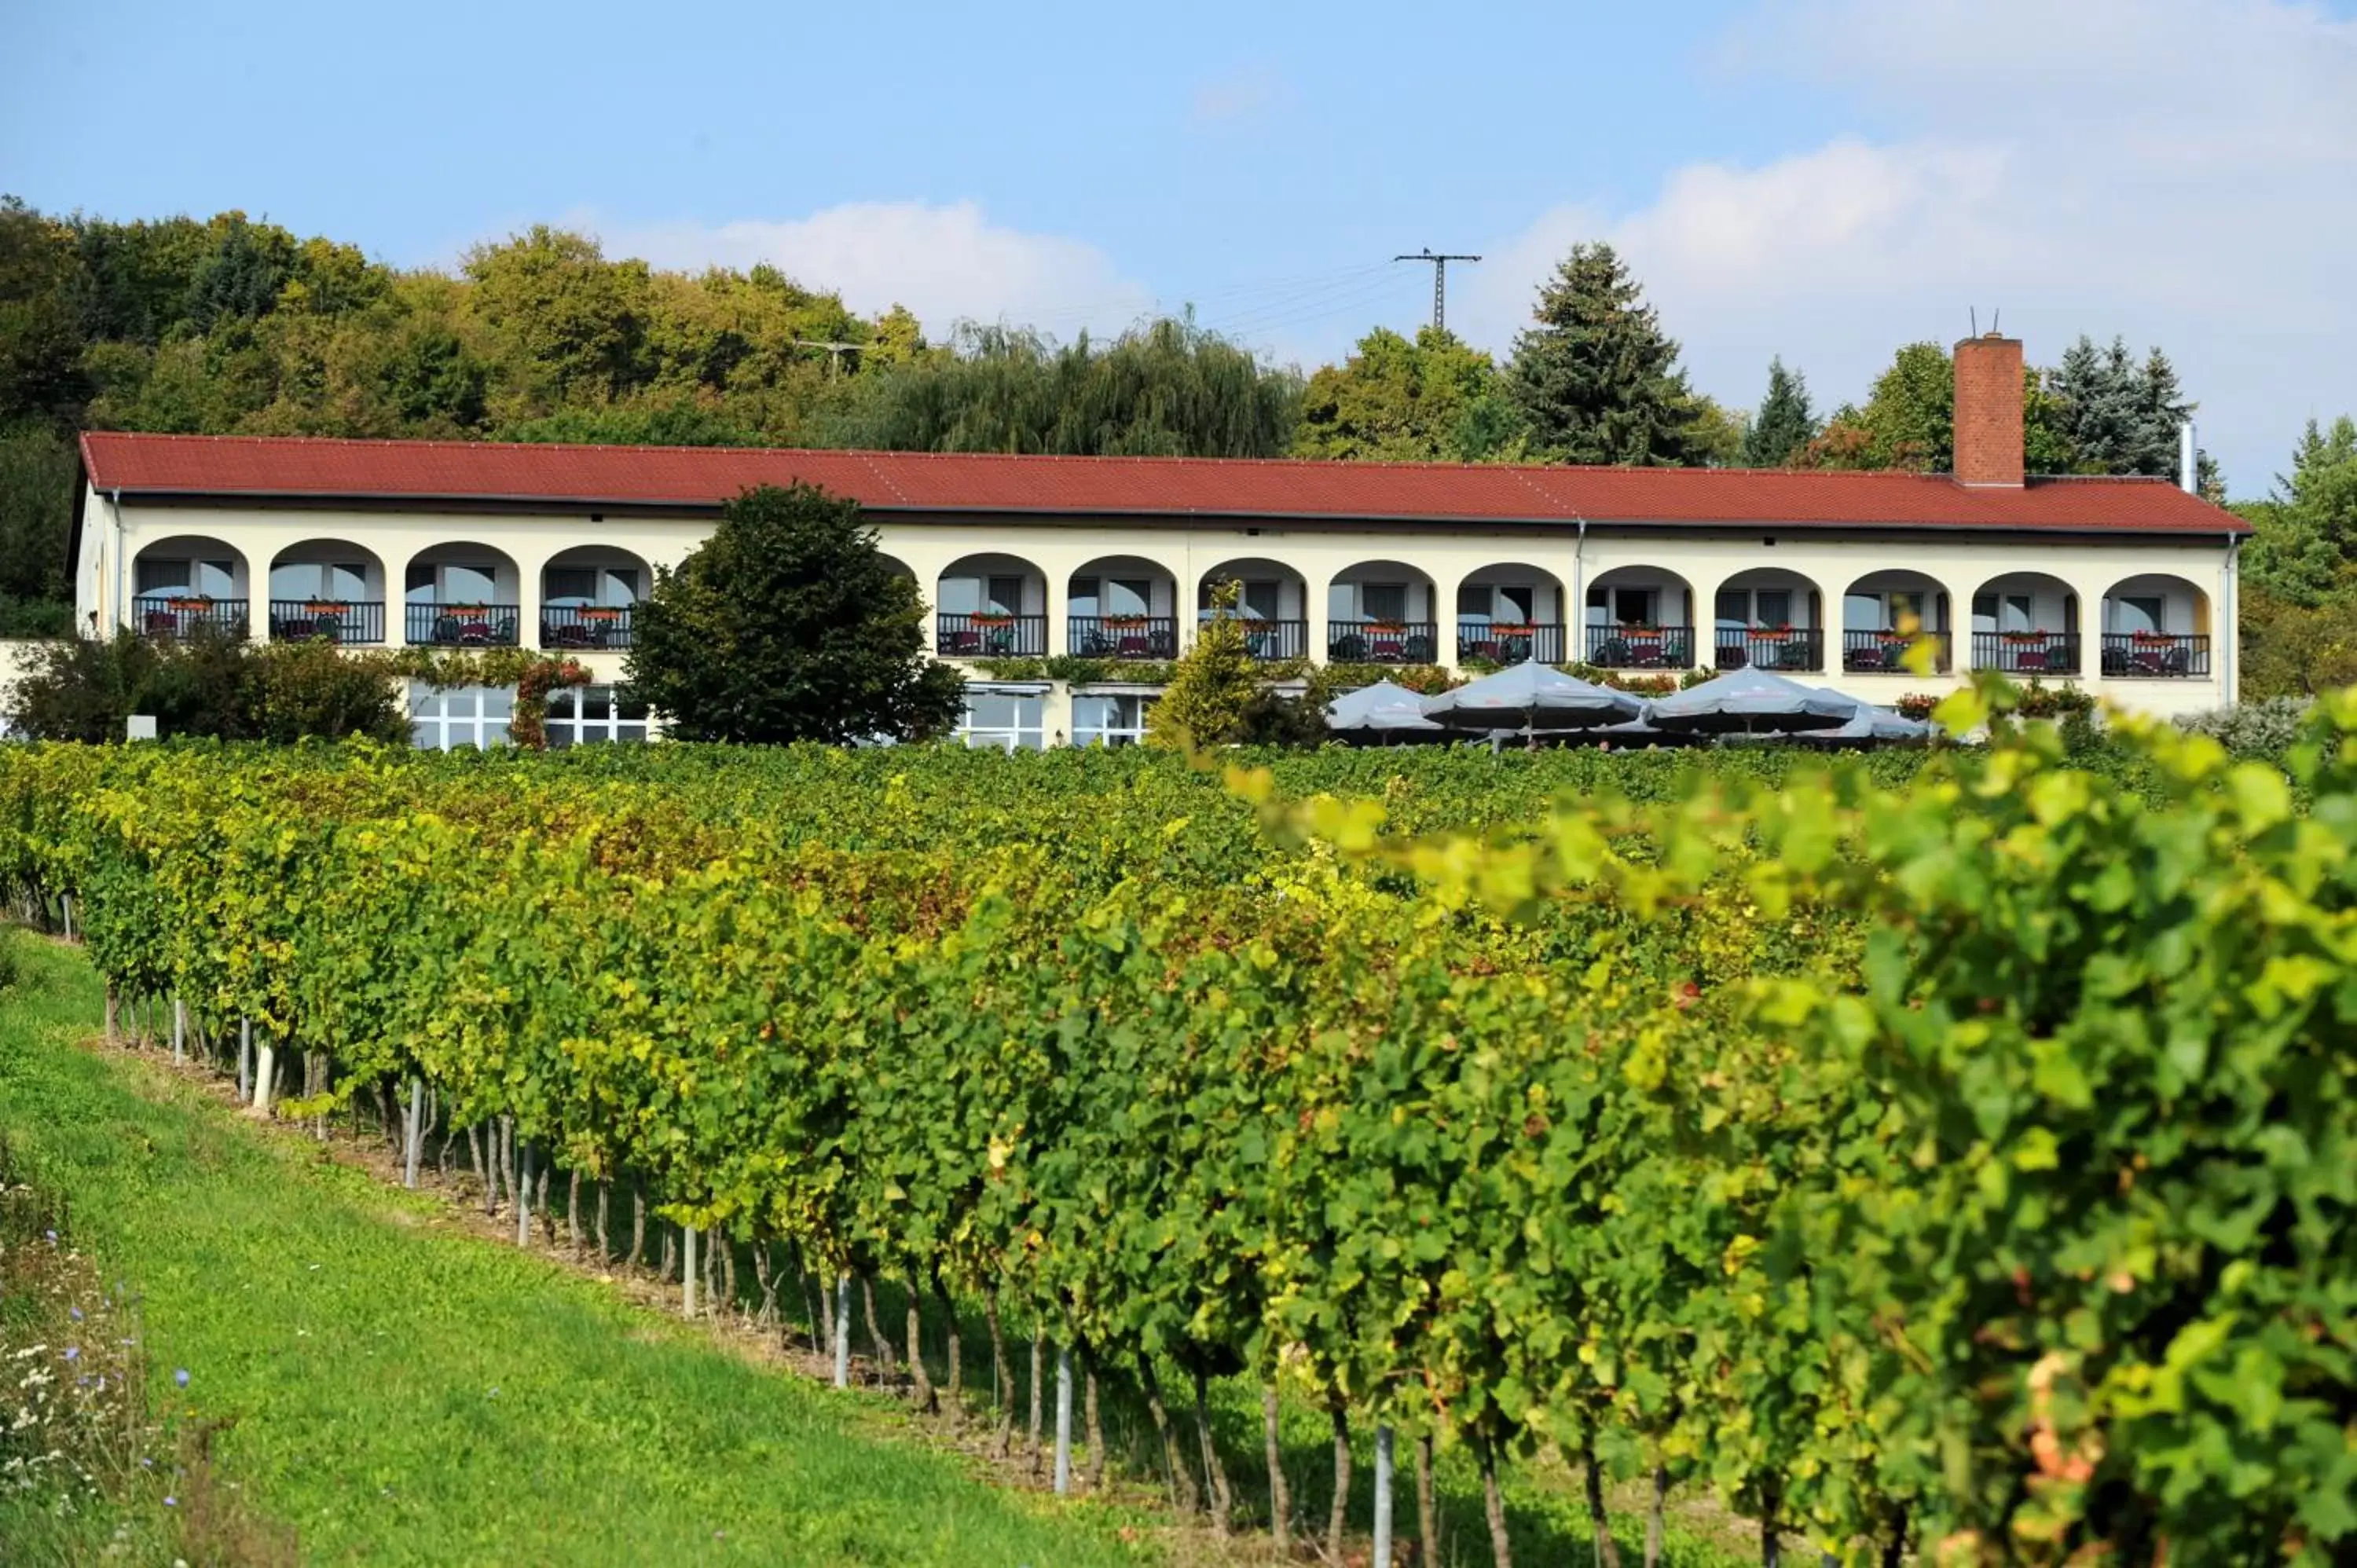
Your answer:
[625,482,965,744]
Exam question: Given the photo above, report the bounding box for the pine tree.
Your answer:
[1739,357,1816,467]
[2042,335,2194,476]
[1145,581,1260,749]
[1504,244,1703,466]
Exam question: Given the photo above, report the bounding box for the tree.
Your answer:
[1145,582,1259,748]
[2043,335,2193,476]
[3,628,405,742]
[0,197,89,428]
[625,482,964,744]
[1503,243,1704,466]
[1292,326,1525,462]
[1805,343,1953,471]
[823,317,1301,457]
[1739,358,1817,467]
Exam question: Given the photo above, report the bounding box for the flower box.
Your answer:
[165,596,216,612]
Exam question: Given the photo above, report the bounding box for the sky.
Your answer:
[5,0,2354,494]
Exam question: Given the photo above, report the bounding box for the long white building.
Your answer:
[64,333,2246,748]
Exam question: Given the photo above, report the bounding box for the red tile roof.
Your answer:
[77,431,2249,534]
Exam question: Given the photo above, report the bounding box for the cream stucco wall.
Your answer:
[74,487,2241,720]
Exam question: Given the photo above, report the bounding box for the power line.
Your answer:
[1392,248,1481,332]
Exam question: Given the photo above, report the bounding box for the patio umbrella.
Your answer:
[1421,660,1644,744]
[1645,667,1858,735]
[1786,696,1933,746]
[1325,680,1447,745]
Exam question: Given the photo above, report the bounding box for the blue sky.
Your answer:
[8,0,2354,493]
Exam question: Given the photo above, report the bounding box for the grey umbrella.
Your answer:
[1422,660,1644,744]
[1325,680,1448,745]
[1646,667,1859,735]
[1787,694,1933,746]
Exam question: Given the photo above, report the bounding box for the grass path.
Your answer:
[0,935,1160,1566]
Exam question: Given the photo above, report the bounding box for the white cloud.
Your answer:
[596,200,1156,345]
[1460,0,2357,492]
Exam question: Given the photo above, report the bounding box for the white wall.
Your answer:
[78,487,2239,717]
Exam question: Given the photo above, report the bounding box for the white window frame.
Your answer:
[1073,691,1155,749]
[544,685,651,748]
[956,690,1047,752]
[409,683,514,750]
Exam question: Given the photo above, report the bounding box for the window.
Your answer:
[409,683,513,750]
[1355,583,1409,623]
[1073,577,1154,618]
[1972,593,2036,633]
[1073,693,1155,748]
[408,562,500,603]
[1717,588,1791,629]
[136,557,236,598]
[1457,582,1492,618]
[957,692,1046,752]
[986,576,1025,616]
[1070,577,1101,617]
[544,567,599,604]
[1241,580,1281,618]
[1593,586,1658,627]
[269,561,368,601]
[2110,595,2167,636]
[545,686,651,748]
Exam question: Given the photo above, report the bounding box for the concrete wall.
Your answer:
[75,487,2241,719]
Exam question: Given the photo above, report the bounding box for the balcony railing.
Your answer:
[1717,628,1826,673]
[408,603,522,647]
[1842,628,1951,674]
[542,604,636,650]
[133,597,247,639]
[1327,621,1440,664]
[1069,616,1178,659]
[937,613,1047,658]
[269,599,385,645]
[1230,617,1307,661]
[1585,625,1696,669]
[1973,632,2081,676]
[2100,632,2210,678]
[1459,621,1567,665]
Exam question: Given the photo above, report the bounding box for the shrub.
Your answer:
[2176,695,2311,757]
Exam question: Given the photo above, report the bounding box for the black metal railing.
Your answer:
[1326,621,1440,664]
[406,603,522,647]
[2099,632,2209,678]
[1457,621,1567,665]
[1842,628,1951,674]
[541,604,637,650]
[1972,632,2081,676]
[1716,628,1826,673]
[269,599,385,645]
[1584,625,1697,669]
[936,613,1048,658]
[1231,618,1307,661]
[1068,616,1178,658]
[133,597,248,639]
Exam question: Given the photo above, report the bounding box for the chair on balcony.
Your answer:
[1118,634,1149,657]
[1399,633,1435,663]
[1776,640,1814,672]
[1846,643,1888,673]
[432,614,465,646]
[1596,636,1630,667]
[1331,633,1368,661]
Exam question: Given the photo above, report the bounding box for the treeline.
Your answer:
[9,195,2352,669]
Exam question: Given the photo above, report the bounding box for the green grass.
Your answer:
[0,933,1160,1566]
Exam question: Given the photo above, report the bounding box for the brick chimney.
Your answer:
[1952,332,2025,486]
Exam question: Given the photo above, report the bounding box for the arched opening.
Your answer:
[1457,562,1568,664]
[1583,565,1699,669]
[1970,571,2082,676]
[1714,568,1827,673]
[1197,558,1309,661]
[936,553,1049,657]
[1069,555,1181,658]
[131,536,249,639]
[405,542,524,647]
[2100,573,2213,678]
[541,545,654,651]
[268,539,388,645]
[1328,560,1440,665]
[1842,570,1952,674]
